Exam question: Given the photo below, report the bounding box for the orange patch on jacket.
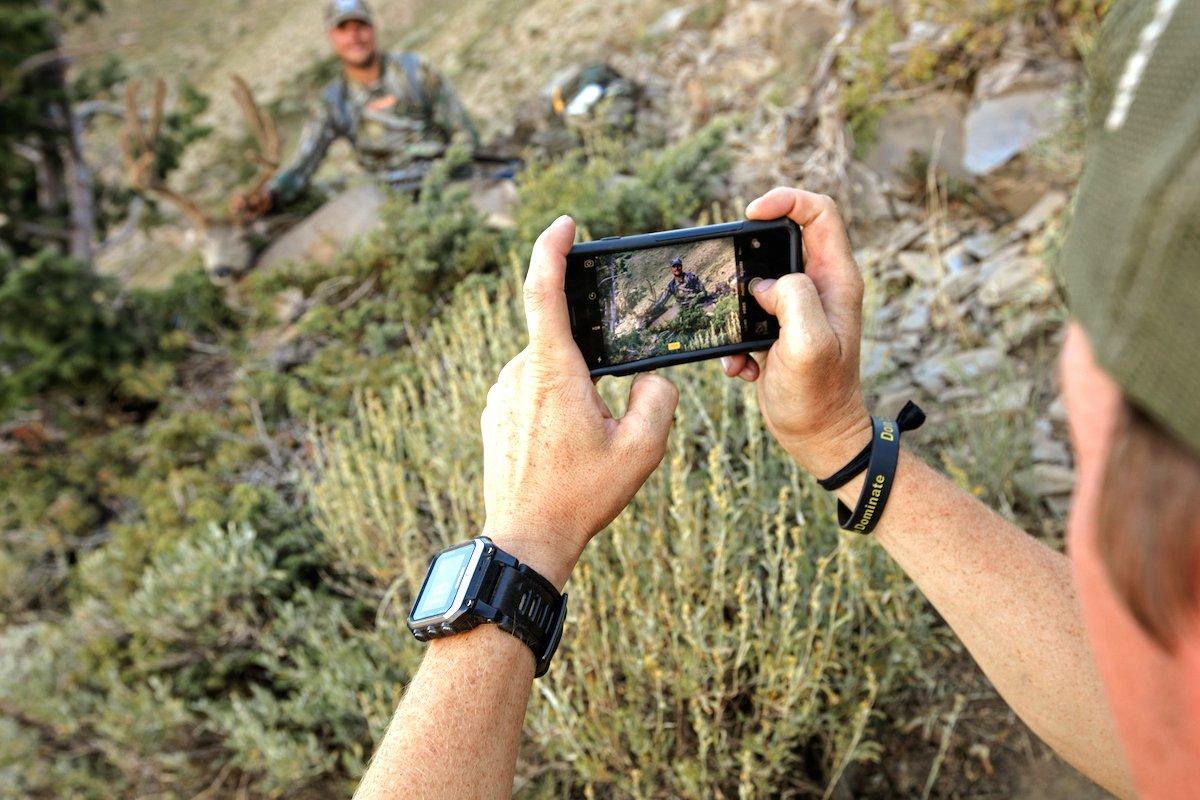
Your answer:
[367,94,397,112]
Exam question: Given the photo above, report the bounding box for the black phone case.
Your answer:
[569,218,803,378]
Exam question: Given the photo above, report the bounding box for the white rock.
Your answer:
[647,6,690,37]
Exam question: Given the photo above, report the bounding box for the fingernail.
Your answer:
[745,199,759,215]
[751,277,774,294]
[555,214,572,225]
[720,356,732,372]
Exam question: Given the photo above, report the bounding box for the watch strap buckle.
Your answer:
[535,593,568,678]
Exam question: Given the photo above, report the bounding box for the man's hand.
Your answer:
[229,188,272,222]
[720,188,870,478]
[481,215,679,589]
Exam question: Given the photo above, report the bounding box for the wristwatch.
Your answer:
[407,537,568,678]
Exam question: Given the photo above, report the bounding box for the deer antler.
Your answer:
[230,74,280,197]
[119,79,210,229]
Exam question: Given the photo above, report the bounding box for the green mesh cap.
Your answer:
[1060,0,1200,458]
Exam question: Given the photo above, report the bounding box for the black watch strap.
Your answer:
[477,548,568,678]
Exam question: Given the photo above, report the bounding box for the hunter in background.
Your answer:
[231,0,480,220]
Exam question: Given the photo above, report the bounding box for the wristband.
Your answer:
[817,401,926,491]
[837,414,902,534]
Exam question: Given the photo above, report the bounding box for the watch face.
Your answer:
[410,541,481,623]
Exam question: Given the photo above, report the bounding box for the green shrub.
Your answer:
[0,252,234,412]
[515,122,732,244]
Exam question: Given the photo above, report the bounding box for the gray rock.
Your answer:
[875,381,920,415]
[1032,423,1071,465]
[979,256,1054,308]
[899,301,931,334]
[1048,396,1068,423]
[897,251,942,284]
[861,339,899,381]
[963,88,1069,175]
[961,231,1004,261]
[990,380,1033,413]
[939,268,980,303]
[1001,307,1056,345]
[941,244,975,273]
[942,386,981,403]
[1014,463,1076,498]
[912,347,1005,393]
[863,91,970,182]
[1013,190,1068,235]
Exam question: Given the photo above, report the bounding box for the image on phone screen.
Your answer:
[568,222,796,373]
[594,238,741,364]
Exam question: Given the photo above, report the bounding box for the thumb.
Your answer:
[753,273,838,365]
[615,372,679,470]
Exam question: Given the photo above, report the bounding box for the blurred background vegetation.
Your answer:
[2,0,1112,797]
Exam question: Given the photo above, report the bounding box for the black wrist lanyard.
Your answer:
[820,401,925,535]
[818,401,925,491]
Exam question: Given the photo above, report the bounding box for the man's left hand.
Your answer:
[481,216,679,590]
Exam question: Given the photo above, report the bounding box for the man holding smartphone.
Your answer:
[355,3,1199,797]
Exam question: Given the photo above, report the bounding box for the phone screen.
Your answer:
[567,225,795,372]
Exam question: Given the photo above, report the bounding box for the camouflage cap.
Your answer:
[325,0,373,28]
[1060,0,1200,458]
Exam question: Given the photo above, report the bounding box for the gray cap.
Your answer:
[325,0,373,28]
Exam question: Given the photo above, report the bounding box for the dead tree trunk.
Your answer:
[40,0,95,263]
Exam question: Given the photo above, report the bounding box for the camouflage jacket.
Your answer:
[656,272,709,308]
[268,51,480,204]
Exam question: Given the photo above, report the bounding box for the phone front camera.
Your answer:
[751,239,761,249]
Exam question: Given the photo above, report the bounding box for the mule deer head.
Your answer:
[120,76,280,283]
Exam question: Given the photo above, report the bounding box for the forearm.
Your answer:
[353,530,575,800]
[831,447,1132,797]
[354,624,535,800]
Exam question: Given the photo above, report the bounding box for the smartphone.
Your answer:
[565,218,802,377]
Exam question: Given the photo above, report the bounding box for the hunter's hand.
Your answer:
[720,188,871,478]
[481,216,679,590]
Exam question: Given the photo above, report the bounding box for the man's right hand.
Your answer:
[230,188,273,222]
[720,187,871,479]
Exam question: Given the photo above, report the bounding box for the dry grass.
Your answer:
[308,256,948,797]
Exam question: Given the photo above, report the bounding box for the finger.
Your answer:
[736,354,760,382]
[752,273,838,366]
[720,354,746,377]
[746,187,854,266]
[745,187,863,337]
[616,372,679,468]
[719,354,760,382]
[523,215,578,353]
